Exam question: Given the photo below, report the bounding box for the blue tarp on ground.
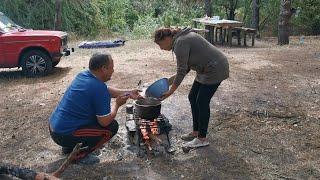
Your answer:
[78,39,125,49]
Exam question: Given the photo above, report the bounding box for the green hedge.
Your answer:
[0,0,318,38]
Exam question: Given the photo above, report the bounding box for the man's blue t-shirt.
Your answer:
[50,70,111,135]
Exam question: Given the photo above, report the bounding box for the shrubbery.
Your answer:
[0,0,318,38]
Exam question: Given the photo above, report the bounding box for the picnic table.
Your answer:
[193,18,256,46]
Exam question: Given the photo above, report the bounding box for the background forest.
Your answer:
[0,0,319,38]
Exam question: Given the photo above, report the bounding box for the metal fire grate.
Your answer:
[125,104,174,154]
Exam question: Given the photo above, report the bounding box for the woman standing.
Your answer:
[154,27,229,148]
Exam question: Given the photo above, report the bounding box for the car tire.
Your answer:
[52,60,60,67]
[21,50,52,77]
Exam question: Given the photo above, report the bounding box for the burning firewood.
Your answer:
[125,104,175,156]
[0,143,84,180]
[148,134,163,145]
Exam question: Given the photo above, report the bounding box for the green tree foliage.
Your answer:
[0,0,55,29]
[0,0,318,37]
[0,0,130,37]
[292,0,320,35]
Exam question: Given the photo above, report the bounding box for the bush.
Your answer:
[130,15,159,39]
[1,0,318,38]
[292,0,320,35]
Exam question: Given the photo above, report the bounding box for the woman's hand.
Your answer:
[160,90,173,101]
[160,84,177,101]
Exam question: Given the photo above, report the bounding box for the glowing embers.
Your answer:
[138,119,161,151]
[125,104,173,155]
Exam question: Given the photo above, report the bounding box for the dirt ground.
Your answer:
[0,36,319,180]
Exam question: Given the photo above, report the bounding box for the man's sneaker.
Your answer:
[92,149,102,156]
[62,147,73,155]
[183,138,209,148]
[181,132,197,141]
[77,154,100,165]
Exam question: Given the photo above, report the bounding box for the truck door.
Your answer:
[0,32,4,66]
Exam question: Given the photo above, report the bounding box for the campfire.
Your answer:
[125,104,174,155]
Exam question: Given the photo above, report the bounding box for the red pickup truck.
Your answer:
[0,12,73,77]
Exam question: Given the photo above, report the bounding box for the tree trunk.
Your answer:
[278,0,293,45]
[242,0,252,23]
[229,8,235,20]
[251,0,260,37]
[205,0,212,43]
[205,0,212,17]
[227,0,238,20]
[54,0,62,31]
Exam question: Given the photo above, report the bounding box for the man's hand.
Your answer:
[97,94,128,127]
[128,89,143,100]
[116,94,130,107]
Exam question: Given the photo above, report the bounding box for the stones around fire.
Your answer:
[125,104,173,157]
[182,146,191,153]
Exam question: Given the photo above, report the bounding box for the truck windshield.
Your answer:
[0,13,23,33]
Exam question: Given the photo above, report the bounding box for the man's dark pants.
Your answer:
[50,120,118,160]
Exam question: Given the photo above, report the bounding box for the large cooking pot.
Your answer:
[134,98,161,120]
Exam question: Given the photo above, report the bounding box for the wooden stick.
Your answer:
[51,143,83,178]
[1,143,85,180]
[35,172,60,180]
[145,139,153,151]
[148,134,163,145]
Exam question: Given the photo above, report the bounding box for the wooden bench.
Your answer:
[233,27,257,46]
[193,28,212,43]
[193,28,209,33]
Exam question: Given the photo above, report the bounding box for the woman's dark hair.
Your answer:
[154,27,181,43]
[89,52,111,71]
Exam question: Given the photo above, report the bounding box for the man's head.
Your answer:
[89,53,114,82]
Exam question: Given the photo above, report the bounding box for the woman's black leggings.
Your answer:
[188,81,221,138]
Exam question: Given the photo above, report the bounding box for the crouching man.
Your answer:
[49,52,140,163]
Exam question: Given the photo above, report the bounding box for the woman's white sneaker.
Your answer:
[183,138,209,148]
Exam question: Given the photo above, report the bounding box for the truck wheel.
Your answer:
[52,60,60,67]
[21,50,52,77]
